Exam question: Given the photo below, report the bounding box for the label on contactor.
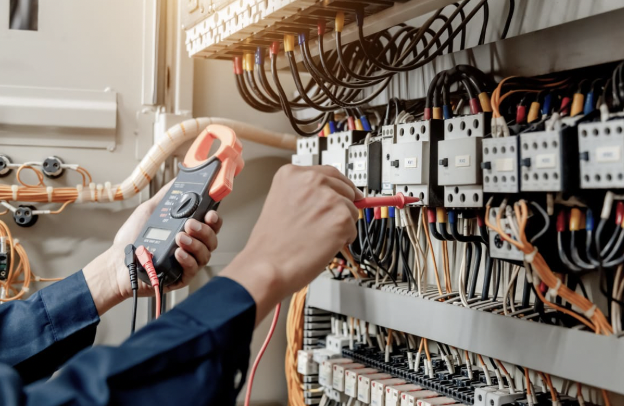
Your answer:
[404,157,418,168]
[495,158,514,172]
[455,155,470,167]
[355,161,367,171]
[596,146,621,163]
[535,154,556,169]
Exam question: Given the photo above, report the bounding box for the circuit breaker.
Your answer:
[387,120,444,206]
[292,136,326,167]
[481,136,520,193]
[519,124,579,192]
[438,113,489,208]
[578,118,624,189]
[348,142,382,191]
[321,131,368,176]
[380,125,397,195]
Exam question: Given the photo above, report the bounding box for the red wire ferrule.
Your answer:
[516,105,527,124]
[616,202,624,225]
[556,211,566,232]
[270,41,280,56]
[427,208,436,224]
[136,245,159,287]
[374,207,381,220]
[233,57,243,75]
[469,98,480,115]
[318,19,326,36]
[424,108,431,121]
[477,213,485,227]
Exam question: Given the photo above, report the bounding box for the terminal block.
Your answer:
[578,118,624,189]
[321,131,368,176]
[481,136,520,193]
[380,125,397,195]
[292,136,326,167]
[519,124,579,192]
[438,114,490,208]
[386,121,444,206]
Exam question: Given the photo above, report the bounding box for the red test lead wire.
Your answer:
[244,304,281,406]
[136,245,162,318]
[354,193,419,209]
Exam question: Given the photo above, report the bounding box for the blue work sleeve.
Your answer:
[0,271,100,384]
[0,276,257,406]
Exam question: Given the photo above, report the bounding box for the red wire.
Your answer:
[154,286,161,319]
[243,304,281,406]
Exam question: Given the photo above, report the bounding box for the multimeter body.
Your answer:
[133,124,244,287]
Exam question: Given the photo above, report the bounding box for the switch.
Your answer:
[348,163,354,170]
[391,160,400,168]
[480,161,492,170]
[579,151,590,161]
[439,158,448,167]
[520,158,531,167]
[171,192,200,219]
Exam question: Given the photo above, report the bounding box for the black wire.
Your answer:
[131,290,138,334]
[478,0,489,45]
[501,0,515,39]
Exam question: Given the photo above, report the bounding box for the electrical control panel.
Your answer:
[293,136,327,167]
[438,113,489,208]
[389,121,444,206]
[578,119,624,189]
[481,136,520,193]
[519,125,579,192]
[321,131,368,176]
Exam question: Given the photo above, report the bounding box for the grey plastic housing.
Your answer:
[482,136,520,193]
[578,118,624,189]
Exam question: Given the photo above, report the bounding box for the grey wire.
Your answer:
[529,201,549,243]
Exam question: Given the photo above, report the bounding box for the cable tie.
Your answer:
[584,304,597,319]
[7,163,20,168]
[548,278,562,298]
[34,276,41,282]
[105,181,114,202]
[524,247,539,263]
[11,185,18,201]
[22,287,29,293]
[97,184,104,202]
[13,238,20,244]
[61,163,79,170]
[76,185,84,203]
[46,186,54,203]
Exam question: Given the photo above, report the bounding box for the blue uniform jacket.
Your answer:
[0,272,256,405]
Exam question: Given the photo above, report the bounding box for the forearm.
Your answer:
[82,245,125,316]
[220,248,286,326]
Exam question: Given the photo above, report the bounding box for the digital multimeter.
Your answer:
[134,124,244,286]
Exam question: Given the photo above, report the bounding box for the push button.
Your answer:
[171,192,200,219]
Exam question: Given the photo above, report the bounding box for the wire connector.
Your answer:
[136,245,159,287]
[124,244,138,291]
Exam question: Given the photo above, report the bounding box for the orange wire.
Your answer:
[421,208,443,295]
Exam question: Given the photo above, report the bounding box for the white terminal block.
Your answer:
[482,136,520,193]
[332,363,364,392]
[380,127,396,194]
[297,350,318,375]
[292,136,324,167]
[344,368,378,398]
[403,390,440,406]
[386,384,423,406]
[312,348,339,365]
[326,388,347,403]
[326,334,350,353]
[321,131,367,176]
[474,388,525,406]
[319,358,351,387]
[417,397,458,406]
[519,130,565,192]
[370,378,406,406]
[348,144,369,188]
[357,373,393,404]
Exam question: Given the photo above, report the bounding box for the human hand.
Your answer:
[83,181,222,315]
[222,165,359,323]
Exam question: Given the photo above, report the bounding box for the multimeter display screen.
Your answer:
[144,227,172,241]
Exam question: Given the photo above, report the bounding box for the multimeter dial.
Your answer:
[171,192,200,219]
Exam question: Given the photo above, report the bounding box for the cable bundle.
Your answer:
[285,286,308,406]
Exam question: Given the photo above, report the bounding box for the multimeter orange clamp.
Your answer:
[133,125,244,286]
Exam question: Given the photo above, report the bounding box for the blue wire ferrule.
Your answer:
[443,105,453,120]
[586,209,594,231]
[255,47,265,65]
[389,207,395,218]
[329,121,336,134]
[298,32,307,46]
[448,210,457,224]
[360,115,372,131]
[365,208,373,224]
[583,91,594,115]
[542,94,552,115]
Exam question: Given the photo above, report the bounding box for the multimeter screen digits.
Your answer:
[135,158,221,286]
[144,227,172,241]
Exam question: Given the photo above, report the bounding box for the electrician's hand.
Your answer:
[83,181,222,315]
[221,164,360,324]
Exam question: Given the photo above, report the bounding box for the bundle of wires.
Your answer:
[235,0,500,136]
[285,286,309,406]
[0,219,62,302]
